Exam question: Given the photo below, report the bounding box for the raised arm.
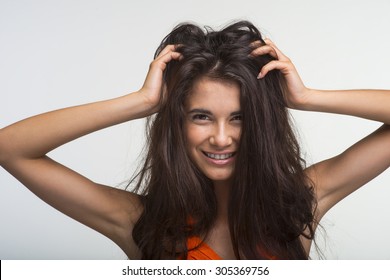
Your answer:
[253,40,390,220]
[0,45,182,258]
[299,90,390,220]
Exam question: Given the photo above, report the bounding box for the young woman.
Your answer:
[0,21,389,259]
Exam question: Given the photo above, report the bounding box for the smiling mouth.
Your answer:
[203,152,235,160]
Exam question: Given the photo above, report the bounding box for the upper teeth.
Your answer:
[206,153,233,160]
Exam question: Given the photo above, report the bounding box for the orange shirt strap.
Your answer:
[186,236,222,260]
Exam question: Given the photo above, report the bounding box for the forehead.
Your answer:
[186,77,241,109]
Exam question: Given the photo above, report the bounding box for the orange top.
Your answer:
[186,236,222,260]
[185,236,277,260]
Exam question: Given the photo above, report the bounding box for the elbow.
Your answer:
[378,124,390,161]
[0,128,14,166]
[0,134,7,166]
[379,123,390,132]
[0,129,5,164]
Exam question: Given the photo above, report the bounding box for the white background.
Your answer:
[0,0,389,259]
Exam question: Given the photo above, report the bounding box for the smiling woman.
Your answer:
[130,22,316,259]
[0,20,389,260]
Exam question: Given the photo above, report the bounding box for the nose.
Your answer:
[209,123,233,148]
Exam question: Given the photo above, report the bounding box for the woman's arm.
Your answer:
[0,45,182,257]
[300,89,390,124]
[253,40,390,220]
[301,88,390,219]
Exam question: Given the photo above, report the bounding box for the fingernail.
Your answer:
[257,72,263,79]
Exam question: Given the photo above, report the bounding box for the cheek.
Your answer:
[185,125,208,150]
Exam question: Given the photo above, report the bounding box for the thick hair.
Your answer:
[131,21,316,259]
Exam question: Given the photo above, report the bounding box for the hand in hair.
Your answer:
[138,44,183,115]
[251,39,311,110]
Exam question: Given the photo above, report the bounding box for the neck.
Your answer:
[213,180,231,221]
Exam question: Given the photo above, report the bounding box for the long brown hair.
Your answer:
[131,21,316,259]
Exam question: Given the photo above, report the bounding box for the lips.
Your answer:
[204,152,235,160]
[202,151,236,166]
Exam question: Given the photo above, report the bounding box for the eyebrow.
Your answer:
[187,108,242,116]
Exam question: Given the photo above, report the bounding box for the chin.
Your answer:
[207,174,234,186]
[199,165,234,184]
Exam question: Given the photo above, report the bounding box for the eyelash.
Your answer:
[192,114,210,121]
[231,115,242,121]
[191,114,242,122]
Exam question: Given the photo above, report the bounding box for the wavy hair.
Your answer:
[131,21,316,259]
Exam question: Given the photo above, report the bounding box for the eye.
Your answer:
[192,114,210,121]
[231,114,242,122]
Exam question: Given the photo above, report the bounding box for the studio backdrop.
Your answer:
[1,0,389,259]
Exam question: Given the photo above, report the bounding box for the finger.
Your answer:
[257,60,292,79]
[152,51,183,71]
[251,45,278,59]
[156,44,182,59]
[250,40,264,48]
[158,50,183,63]
[156,45,176,58]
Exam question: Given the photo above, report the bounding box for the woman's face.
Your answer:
[184,76,242,185]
